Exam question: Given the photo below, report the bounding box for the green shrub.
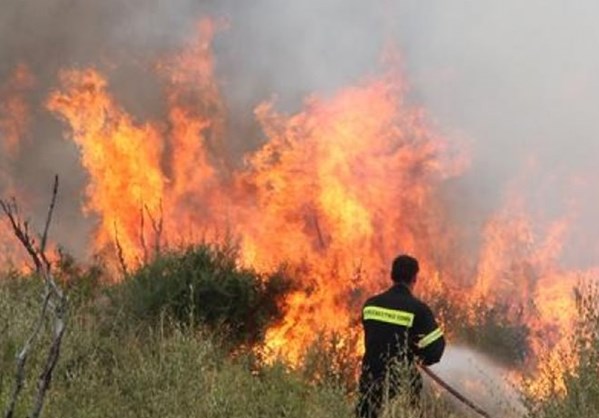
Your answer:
[0,271,53,416]
[2,295,354,418]
[455,299,530,366]
[54,250,105,307]
[0,260,473,418]
[300,330,361,393]
[111,244,291,346]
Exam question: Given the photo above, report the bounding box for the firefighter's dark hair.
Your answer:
[391,255,419,284]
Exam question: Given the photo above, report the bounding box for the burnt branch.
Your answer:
[1,176,67,418]
[40,176,58,258]
[311,213,326,250]
[30,315,66,418]
[144,200,163,257]
[0,198,40,270]
[139,205,148,265]
[113,222,129,277]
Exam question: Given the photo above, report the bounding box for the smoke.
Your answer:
[390,1,599,269]
[429,346,525,417]
[219,0,599,269]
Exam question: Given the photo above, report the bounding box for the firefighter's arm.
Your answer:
[413,305,445,366]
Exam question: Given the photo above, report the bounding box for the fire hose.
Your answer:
[419,365,491,418]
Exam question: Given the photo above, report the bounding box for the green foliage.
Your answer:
[300,331,361,392]
[18,248,599,418]
[455,299,530,366]
[54,250,105,307]
[0,271,52,416]
[421,282,529,365]
[1,286,353,418]
[111,244,291,346]
[380,375,462,418]
[0,256,468,418]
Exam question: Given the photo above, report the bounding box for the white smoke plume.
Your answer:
[429,346,526,417]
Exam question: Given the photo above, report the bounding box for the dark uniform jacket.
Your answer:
[360,284,445,383]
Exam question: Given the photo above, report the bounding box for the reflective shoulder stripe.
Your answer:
[363,306,414,327]
[417,327,443,349]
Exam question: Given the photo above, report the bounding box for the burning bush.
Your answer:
[299,331,362,393]
[522,282,599,417]
[110,244,292,346]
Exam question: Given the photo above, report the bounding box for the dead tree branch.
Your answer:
[139,205,148,265]
[114,222,129,277]
[144,200,163,257]
[311,213,326,250]
[40,176,58,257]
[1,175,67,418]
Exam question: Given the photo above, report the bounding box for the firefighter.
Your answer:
[357,254,445,418]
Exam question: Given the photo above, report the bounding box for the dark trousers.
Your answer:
[356,370,422,418]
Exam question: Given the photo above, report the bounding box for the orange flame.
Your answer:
[0,64,34,157]
[159,19,227,240]
[0,18,593,391]
[0,64,35,267]
[47,69,166,267]
[45,24,468,362]
[238,74,466,360]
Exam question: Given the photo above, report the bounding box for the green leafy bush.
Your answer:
[1,283,353,418]
[111,244,291,345]
[455,299,530,366]
[0,259,472,418]
[54,250,105,307]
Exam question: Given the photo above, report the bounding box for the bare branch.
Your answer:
[145,200,163,257]
[30,315,66,418]
[114,222,129,277]
[40,175,59,256]
[1,176,68,418]
[312,213,326,250]
[0,200,41,270]
[139,205,148,265]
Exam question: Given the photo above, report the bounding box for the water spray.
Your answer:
[420,365,491,418]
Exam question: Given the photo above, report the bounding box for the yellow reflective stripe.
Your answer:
[363,306,414,327]
[417,327,443,349]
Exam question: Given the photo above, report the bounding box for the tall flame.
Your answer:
[46,26,468,361]
[238,74,466,360]
[0,64,35,267]
[0,17,594,392]
[159,19,227,236]
[0,64,34,158]
[47,69,166,267]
